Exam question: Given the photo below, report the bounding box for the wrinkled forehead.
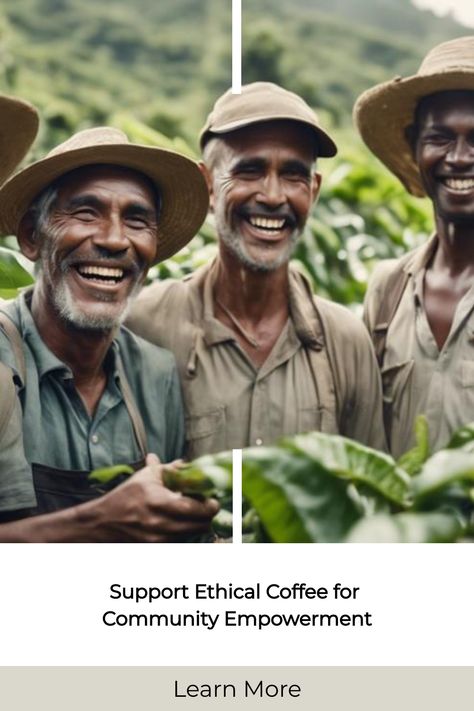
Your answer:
[208,120,318,168]
[51,164,160,211]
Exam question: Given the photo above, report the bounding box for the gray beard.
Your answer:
[39,239,139,332]
[214,207,300,272]
[52,276,138,331]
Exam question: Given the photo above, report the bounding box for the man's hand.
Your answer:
[83,453,219,542]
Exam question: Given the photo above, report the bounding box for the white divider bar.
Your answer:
[232,0,242,93]
[232,448,242,544]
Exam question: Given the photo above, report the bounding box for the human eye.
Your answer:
[72,206,97,221]
[282,162,311,181]
[233,161,262,179]
[422,130,451,145]
[125,211,154,229]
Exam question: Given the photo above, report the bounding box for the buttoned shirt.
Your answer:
[364,236,474,458]
[127,259,386,459]
[0,292,184,474]
[0,362,35,512]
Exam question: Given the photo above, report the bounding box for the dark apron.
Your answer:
[29,359,149,515]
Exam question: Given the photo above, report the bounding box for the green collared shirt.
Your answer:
[0,292,184,476]
[127,259,386,459]
[364,236,474,457]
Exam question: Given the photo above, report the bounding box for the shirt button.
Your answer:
[255,438,263,446]
[91,434,99,444]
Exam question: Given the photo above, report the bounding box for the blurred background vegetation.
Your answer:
[0,0,470,306]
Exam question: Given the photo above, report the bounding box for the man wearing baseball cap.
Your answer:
[355,36,474,457]
[128,82,385,457]
[0,125,218,541]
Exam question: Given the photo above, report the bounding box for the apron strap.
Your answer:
[116,357,148,458]
[0,310,26,384]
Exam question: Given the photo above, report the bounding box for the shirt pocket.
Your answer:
[381,360,414,451]
[299,406,340,435]
[185,406,226,459]
[297,406,323,435]
[461,360,474,387]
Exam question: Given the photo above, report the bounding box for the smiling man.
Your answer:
[0,93,39,518]
[127,82,386,457]
[0,126,219,541]
[355,36,474,456]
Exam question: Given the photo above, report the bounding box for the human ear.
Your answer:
[198,161,215,212]
[311,172,322,205]
[17,212,41,262]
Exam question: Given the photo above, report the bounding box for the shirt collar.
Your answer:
[191,258,325,350]
[404,234,438,278]
[18,289,120,382]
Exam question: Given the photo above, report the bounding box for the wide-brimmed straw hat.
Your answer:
[0,94,39,185]
[0,126,209,261]
[200,81,337,157]
[354,36,474,197]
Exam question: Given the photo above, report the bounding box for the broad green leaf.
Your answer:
[412,450,474,502]
[285,432,410,506]
[242,447,361,543]
[89,464,134,484]
[346,511,464,543]
[397,415,430,476]
[0,247,34,290]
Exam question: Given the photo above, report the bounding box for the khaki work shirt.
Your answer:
[364,236,474,458]
[127,259,386,459]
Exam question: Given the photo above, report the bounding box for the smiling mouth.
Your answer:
[442,177,474,192]
[75,265,126,284]
[245,215,293,235]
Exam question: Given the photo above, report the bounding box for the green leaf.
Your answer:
[212,508,233,537]
[88,464,134,484]
[346,511,465,543]
[0,247,34,291]
[164,453,232,498]
[242,446,361,543]
[412,449,474,503]
[285,432,410,506]
[447,422,474,450]
[397,414,430,475]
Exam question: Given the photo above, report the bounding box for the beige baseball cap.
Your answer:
[200,81,337,157]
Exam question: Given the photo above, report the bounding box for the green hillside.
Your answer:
[0,0,469,153]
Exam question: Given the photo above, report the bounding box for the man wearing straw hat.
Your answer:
[355,36,474,457]
[0,94,39,520]
[128,82,386,458]
[0,125,218,541]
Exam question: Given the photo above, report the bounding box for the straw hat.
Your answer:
[354,36,474,197]
[0,94,38,185]
[200,81,337,157]
[0,126,209,261]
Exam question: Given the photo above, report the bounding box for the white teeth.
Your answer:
[249,216,285,230]
[444,178,474,191]
[77,265,124,279]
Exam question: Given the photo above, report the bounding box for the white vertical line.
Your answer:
[232,0,242,93]
[232,448,243,544]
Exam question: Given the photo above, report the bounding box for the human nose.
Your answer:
[92,214,129,252]
[445,136,474,168]
[257,172,286,208]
